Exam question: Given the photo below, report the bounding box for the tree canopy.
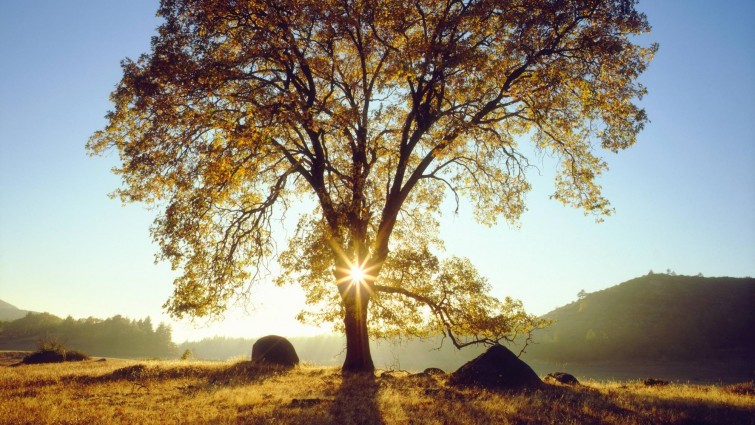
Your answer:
[89,0,655,371]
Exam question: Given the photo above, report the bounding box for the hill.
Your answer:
[0,299,30,321]
[522,274,755,363]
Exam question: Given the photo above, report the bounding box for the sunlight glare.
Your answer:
[349,265,366,283]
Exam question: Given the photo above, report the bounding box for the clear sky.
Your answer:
[1,1,753,343]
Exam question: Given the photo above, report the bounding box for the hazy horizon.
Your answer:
[3,272,753,344]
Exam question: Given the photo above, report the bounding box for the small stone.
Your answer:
[643,378,669,387]
[544,372,580,385]
[423,367,446,376]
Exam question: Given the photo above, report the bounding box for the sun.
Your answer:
[333,251,377,288]
[349,265,366,283]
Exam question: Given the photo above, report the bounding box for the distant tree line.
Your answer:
[178,336,255,362]
[0,312,177,358]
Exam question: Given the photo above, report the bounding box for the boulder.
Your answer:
[643,378,669,387]
[544,372,580,385]
[448,344,542,390]
[251,335,299,367]
[423,367,446,376]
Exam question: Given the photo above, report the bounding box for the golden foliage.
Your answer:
[88,0,656,356]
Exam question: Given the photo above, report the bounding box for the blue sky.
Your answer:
[1,1,753,342]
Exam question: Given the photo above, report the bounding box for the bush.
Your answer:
[22,349,65,364]
[64,350,90,362]
[21,339,91,364]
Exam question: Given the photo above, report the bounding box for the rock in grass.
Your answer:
[544,372,580,385]
[643,378,669,387]
[251,335,299,367]
[423,367,446,376]
[448,344,542,390]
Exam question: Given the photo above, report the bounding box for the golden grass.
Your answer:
[0,352,752,424]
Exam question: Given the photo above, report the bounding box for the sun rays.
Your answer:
[334,254,380,306]
[349,265,366,284]
[336,257,377,292]
[327,237,379,292]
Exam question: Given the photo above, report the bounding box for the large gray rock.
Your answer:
[251,335,299,367]
[448,344,542,390]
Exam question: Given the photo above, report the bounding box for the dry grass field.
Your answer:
[1,351,753,424]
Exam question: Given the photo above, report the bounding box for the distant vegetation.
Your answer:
[0,311,177,359]
[523,274,755,363]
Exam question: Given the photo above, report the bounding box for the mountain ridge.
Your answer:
[522,274,755,363]
[0,299,30,322]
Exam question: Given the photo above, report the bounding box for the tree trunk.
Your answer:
[340,282,375,373]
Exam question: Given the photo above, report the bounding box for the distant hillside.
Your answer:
[523,274,755,363]
[0,299,30,322]
[184,274,755,373]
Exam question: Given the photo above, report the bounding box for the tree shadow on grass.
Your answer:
[330,372,384,425]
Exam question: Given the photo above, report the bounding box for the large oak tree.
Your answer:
[89,0,655,372]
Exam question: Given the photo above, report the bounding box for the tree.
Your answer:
[154,323,178,357]
[89,0,655,372]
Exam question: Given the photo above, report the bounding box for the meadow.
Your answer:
[1,351,753,424]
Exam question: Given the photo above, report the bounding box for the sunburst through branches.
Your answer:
[349,265,365,284]
[336,257,378,294]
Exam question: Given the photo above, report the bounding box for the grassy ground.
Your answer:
[1,352,753,424]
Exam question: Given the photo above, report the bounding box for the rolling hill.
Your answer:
[0,299,29,322]
[522,274,755,363]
